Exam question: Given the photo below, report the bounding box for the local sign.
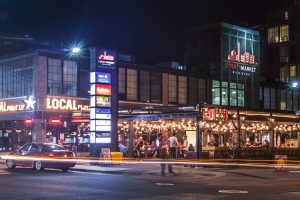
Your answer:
[46,97,89,111]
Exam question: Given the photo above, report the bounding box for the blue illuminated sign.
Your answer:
[96,72,111,84]
[96,108,111,114]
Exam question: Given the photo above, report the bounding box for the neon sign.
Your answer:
[0,96,36,112]
[95,84,111,96]
[47,98,89,111]
[228,42,255,64]
[96,72,111,84]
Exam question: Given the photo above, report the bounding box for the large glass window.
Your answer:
[290,65,296,81]
[48,58,62,95]
[222,82,228,106]
[280,66,289,83]
[212,80,220,105]
[150,72,161,103]
[198,79,206,103]
[287,90,292,111]
[188,77,197,105]
[293,91,299,111]
[280,25,289,42]
[280,90,286,110]
[118,67,125,95]
[0,57,33,98]
[178,76,187,104]
[268,27,279,44]
[279,46,289,63]
[237,84,244,107]
[270,88,276,109]
[63,60,77,96]
[168,74,177,103]
[264,87,270,109]
[140,71,150,102]
[126,69,137,101]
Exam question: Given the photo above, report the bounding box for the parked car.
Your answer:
[5,143,76,171]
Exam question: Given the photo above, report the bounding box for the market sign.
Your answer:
[0,96,36,112]
[46,97,89,111]
[202,108,228,121]
[98,50,115,67]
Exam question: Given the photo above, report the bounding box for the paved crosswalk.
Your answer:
[0,169,10,175]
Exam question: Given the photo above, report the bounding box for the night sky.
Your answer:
[0,0,288,64]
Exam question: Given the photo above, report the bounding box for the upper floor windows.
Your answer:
[268,25,289,44]
[47,58,77,97]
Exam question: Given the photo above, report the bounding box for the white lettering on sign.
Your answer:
[0,101,26,112]
[47,98,89,111]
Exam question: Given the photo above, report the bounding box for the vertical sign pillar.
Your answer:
[89,48,118,157]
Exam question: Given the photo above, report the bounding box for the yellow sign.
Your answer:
[0,101,25,112]
[46,97,89,111]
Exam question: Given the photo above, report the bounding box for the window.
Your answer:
[293,91,299,111]
[168,74,177,103]
[63,60,77,96]
[178,76,187,104]
[284,11,288,20]
[237,84,244,107]
[48,58,62,95]
[264,87,270,109]
[0,57,33,98]
[270,88,276,109]
[222,82,228,106]
[126,69,137,101]
[287,90,292,111]
[20,144,31,152]
[140,71,150,102]
[268,27,279,44]
[198,79,206,103]
[290,65,296,81]
[212,80,220,105]
[188,77,198,105]
[280,90,286,110]
[118,67,125,95]
[150,72,161,103]
[280,66,289,82]
[279,46,289,63]
[30,144,39,152]
[280,25,289,42]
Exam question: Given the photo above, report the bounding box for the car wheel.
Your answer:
[6,160,16,169]
[61,168,70,172]
[33,161,43,171]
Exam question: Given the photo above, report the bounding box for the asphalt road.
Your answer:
[1,163,300,200]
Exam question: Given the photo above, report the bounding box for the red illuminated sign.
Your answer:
[49,118,61,125]
[96,84,111,96]
[228,42,255,64]
[24,118,33,125]
[99,51,114,61]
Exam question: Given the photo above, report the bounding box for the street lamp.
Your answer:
[292,81,298,88]
[71,47,81,54]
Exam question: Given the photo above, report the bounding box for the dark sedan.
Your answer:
[5,143,76,171]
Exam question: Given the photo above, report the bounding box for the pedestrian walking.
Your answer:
[159,131,173,176]
[168,132,179,159]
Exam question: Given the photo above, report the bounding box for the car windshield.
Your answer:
[44,144,66,151]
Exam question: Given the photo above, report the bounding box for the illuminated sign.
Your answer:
[98,51,115,66]
[228,42,255,64]
[47,97,89,111]
[0,96,35,112]
[96,96,111,107]
[96,108,111,114]
[24,118,33,125]
[202,108,228,121]
[96,72,111,84]
[95,84,111,96]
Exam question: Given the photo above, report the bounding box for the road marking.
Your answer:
[290,171,300,173]
[0,170,10,175]
[218,190,248,194]
[155,183,175,186]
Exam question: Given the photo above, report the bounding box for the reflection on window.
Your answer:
[280,25,289,42]
[118,68,125,95]
[198,79,206,103]
[178,76,187,104]
[264,87,270,109]
[126,69,137,101]
[268,27,279,44]
[140,71,150,102]
[168,74,177,103]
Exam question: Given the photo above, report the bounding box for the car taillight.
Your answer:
[49,152,55,157]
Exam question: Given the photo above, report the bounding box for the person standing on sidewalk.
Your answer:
[168,133,179,159]
[159,131,173,176]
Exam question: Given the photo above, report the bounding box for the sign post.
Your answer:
[89,48,118,157]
